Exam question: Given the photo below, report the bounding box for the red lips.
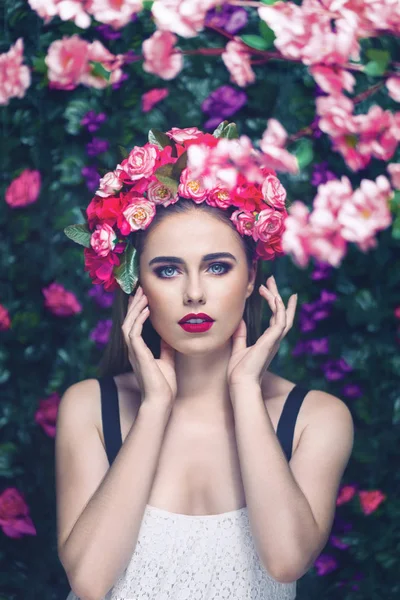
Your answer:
[178,312,214,324]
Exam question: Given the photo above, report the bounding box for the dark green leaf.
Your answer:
[364,49,390,77]
[64,224,91,248]
[114,244,139,294]
[171,150,188,179]
[148,129,172,149]
[240,34,270,52]
[212,121,239,139]
[89,61,111,81]
[154,164,179,194]
[258,21,276,48]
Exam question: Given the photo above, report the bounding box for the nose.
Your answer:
[183,276,206,305]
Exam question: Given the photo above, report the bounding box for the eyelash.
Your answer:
[154,262,233,279]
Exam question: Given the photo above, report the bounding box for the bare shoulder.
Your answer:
[301,388,354,432]
[57,378,101,426]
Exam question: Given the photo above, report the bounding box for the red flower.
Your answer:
[359,490,386,515]
[84,246,123,292]
[336,484,357,506]
[0,488,36,539]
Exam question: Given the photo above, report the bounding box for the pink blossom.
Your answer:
[122,144,158,181]
[81,40,125,89]
[386,76,400,103]
[316,93,355,137]
[0,38,31,105]
[28,0,91,28]
[0,488,36,539]
[222,38,256,88]
[262,174,287,210]
[90,223,117,257]
[281,201,312,267]
[337,175,393,249]
[45,35,90,90]
[142,30,183,80]
[359,490,386,515]
[178,167,208,202]
[207,186,232,209]
[96,168,124,198]
[166,126,204,143]
[141,87,169,112]
[259,119,299,174]
[87,0,142,29]
[42,283,82,317]
[387,163,400,189]
[5,169,41,208]
[230,210,256,236]
[151,0,221,38]
[309,65,355,96]
[34,392,61,437]
[0,304,11,331]
[336,484,357,506]
[121,198,156,232]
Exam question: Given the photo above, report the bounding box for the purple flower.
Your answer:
[112,72,129,90]
[81,166,101,192]
[329,535,350,550]
[86,137,109,157]
[342,383,363,399]
[308,338,329,355]
[202,85,247,130]
[88,284,115,309]
[291,340,308,356]
[205,5,248,34]
[320,289,337,304]
[95,24,122,41]
[81,110,107,133]
[311,161,337,186]
[311,260,333,280]
[322,358,352,381]
[90,319,112,347]
[314,554,338,576]
[311,116,323,139]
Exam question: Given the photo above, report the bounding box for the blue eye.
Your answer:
[155,262,232,279]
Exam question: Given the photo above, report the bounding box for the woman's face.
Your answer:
[139,210,257,355]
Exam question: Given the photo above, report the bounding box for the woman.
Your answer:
[56,125,354,600]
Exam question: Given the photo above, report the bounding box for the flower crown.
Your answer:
[64,121,289,295]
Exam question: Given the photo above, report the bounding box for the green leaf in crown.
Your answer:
[148,129,174,150]
[114,243,139,295]
[171,150,188,180]
[64,224,91,248]
[154,164,179,195]
[212,121,239,139]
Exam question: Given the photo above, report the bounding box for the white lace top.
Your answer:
[65,502,296,600]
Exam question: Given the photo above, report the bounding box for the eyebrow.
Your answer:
[148,252,237,266]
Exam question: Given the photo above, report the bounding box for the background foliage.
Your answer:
[1,2,400,599]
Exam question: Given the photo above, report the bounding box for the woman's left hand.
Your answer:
[227,276,298,388]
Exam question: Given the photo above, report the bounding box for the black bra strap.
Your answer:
[276,385,309,462]
[99,376,122,466]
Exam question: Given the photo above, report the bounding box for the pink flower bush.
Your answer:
[259,119,299,174]
[28,0,91,28]
[34,392,61,437]
[151,0,221,38]
[87,0,143,29]
[309,65,355,96]
[0,38,31,106]
[221,38,256,88]
[142,30,183,80]
[387,163,400,189]
[386,76,400,103]
[45,35,125,90]
[0,488,36,539]
[282,176,393,267]
[0,304,11,331]
[5,169,41,208]
[141,87,169,112]
[42,283,82,316]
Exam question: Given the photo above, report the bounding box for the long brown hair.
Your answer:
[97,199,269,379]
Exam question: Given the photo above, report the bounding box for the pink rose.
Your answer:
[387,163,400,189]
[151,0,218,38]
[309,65,355,96]
[0,304,11,331]
[178,167,208,202]
[0,38,31,106]
[122,144,158,181]
[0,488,36,539]
[230,210,256,236]
[253,207,286,242]
[142,30,183,80]
[28,0,91,28]
[96,169,124,197]
[45,35,90,90]
[141,87,169,112]
[222,38,256,88]
[166,126,204,143]
[90,223,117,257]
[121,198,156,232]
[386,76,400,103]
[81,40,125,89]
[147,180,178,207]
[259,120,299,174]
[207,186,232,209]
[5,169,41,208]
[42,282,82,317]
[34,392,61,438]
[262,174,287,210]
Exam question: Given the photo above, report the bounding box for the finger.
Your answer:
[160,338,176,368]
[259,284,277,325]
[127,286,143,310]
[122,295,148,337]
[282,294,297,336]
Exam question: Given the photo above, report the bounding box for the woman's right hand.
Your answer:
[122,285,177,408]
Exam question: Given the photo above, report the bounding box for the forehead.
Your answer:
[144,211,244,255]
